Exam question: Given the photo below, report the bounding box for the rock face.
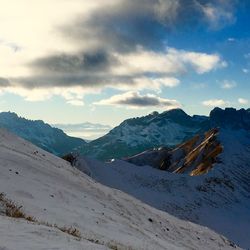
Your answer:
[125,128,223,176]
[0,112,86,156]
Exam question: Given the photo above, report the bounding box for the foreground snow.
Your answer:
[0,128,238,250]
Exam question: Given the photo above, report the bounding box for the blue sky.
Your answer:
[0,0,249,128]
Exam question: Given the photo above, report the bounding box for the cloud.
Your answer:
[0,77,10,87]
[6,47,224,91]
[238,98,248,105]
[94,91,181,109]
[66,100,84,106]
[0,0,232,104]
[195,0,236,29]
[0,45,225,104]
[221,80,237,89]
[31,50,117,74]
[202,99,228,107]
[242,68,249,73]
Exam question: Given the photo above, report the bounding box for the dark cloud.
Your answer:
[31,50,118,73]
[11,74,143,89]
[0,77,10,87]
[95,91,181,108]
[61,0,237,52]
[118,95,170,107]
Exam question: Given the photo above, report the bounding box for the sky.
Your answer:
[0,0,249,131]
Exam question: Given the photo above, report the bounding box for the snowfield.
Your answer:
[0,128,239,250]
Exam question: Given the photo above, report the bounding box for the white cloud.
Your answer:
[238,98,248,105]
[113,47,226,77]
[66,100,84,106]
[94,91,181,109]
[0,86,99,106]
[202,99,228,107]
[242,68,249,74]
[221,80,237,89]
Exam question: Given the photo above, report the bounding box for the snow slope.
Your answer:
[0,112,86,156]
[76,128,250,249]
[0,128,237,250]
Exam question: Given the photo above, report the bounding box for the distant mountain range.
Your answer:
[53,122,112,140]
[1,107,249,160]
[0,112,86,155]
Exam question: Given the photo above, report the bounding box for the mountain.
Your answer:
[74,108,250,248]
[53,122,112,140]
[0,128,237,250]
[81,109,209,160]
[0,112,86,156]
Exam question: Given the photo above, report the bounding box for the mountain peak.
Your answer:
[162,108,188,117]
[210,107,250,130]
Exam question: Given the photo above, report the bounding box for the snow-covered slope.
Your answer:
[75,111,250,248]
[0,112,86,155]
[0,128,238,250]
[81,109,208,160]
[77,129,250,248]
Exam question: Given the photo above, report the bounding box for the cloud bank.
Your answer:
[0,0,235,105]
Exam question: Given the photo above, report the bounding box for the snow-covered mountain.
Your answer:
[75,108,250,249]
[0,112,86,156]
[0,128,237,250]
[81,109,209,160]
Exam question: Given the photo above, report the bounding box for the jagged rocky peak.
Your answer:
[169,128,222,176]
[210,107,250,130]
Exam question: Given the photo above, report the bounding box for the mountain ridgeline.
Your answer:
[81,107,250,160]
[0,112,86,156]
